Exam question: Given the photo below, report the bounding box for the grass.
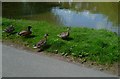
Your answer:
[2,18,120,65]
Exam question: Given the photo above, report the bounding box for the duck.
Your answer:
[18,26,32,37]
[4,25,15,33]
[57,27,70,39]
[33,34,49,50]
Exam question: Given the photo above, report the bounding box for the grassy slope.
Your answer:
[2,18,119,64]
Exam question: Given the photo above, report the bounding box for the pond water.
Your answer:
[2,2,119,34]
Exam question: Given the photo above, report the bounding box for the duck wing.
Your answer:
[36,39,46,48]
[19,30,31,36]
[58,32,68,38]
[5,26,14,33]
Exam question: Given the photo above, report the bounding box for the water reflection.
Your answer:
[2,2,119,33]
[52,7,118,33]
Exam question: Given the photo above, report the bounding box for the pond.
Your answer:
[2,2,119,34]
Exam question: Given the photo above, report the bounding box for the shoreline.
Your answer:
[2,40,118,75]
[2,18,119,75]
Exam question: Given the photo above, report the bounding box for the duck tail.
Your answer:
[2,30,5,33]
[33,45,37,49]
[17,32,21,36]
[33,46,37,49]
[3,29,7,33]
[57,34,60,37]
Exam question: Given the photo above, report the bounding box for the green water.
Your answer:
[2,2,119,33]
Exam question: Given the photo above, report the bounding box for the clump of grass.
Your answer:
[2,18,119,64]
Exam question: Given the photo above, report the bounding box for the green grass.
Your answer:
[2,18,120,64]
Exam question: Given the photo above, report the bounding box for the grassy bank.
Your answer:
[2,18,119,65]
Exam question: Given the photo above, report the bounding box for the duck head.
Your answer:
[44,33,49,39]
[10,25,13,27]
[44,34,49,37]
[67,27,70,31]
[27,26,32,31]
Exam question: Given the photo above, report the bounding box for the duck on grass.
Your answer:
[2,18,120,65]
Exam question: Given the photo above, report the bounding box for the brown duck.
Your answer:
[18,26,32,36]
[33,34,49,49]
[4,25,15,33]
[57,27,70,39]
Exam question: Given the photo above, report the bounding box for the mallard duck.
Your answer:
[18,26,32,36]
[57,27,70,39]
[4,25,15,33]
[33,34,49,50]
